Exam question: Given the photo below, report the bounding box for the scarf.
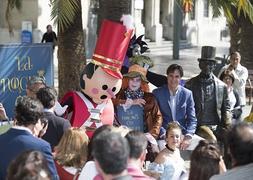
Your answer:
[124,88,144,99]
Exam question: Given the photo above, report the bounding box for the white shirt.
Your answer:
[168,89,179,122]
[219,64,248,105]
[78,161,98,180]
[228,88,236,110]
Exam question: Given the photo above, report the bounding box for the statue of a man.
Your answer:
[185,46,231,141]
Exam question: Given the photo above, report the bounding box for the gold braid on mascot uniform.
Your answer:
[60,17,134,138]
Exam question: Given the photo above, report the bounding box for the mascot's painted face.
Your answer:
[82,66,122,104]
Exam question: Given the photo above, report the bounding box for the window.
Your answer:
[203,0,209,17]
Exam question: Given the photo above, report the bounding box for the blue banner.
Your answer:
[0,43,54,118]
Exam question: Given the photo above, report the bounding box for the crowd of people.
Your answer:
[0,45,252,180]
[0,19,253,180]
[0,94,253,180]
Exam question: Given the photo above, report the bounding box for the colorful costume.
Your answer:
[61,19,133,138]
[61,91,114,137]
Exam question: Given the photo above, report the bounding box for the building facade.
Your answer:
[132,0,227,45]
[0,0,227,47]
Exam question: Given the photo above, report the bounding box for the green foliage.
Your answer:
[50,0,80,32]
[236,0,253,23]
[129,55,154,68]
[210,0,234,20]
[184,0,253,24]
[206,0,253,24]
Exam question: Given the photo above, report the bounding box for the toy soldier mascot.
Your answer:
[61,17,134,138]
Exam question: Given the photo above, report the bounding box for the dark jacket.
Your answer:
[41,31,57,43]
[113,90,162,139]
[185,74,232,128]
[232,90,242,120]
[0,128,58,180]
[42,111,71,150]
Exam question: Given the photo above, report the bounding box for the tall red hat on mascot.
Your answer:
[60,16,134,138]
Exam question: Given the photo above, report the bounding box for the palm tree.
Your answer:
[6,0,86,97]
[97,0,132,33]
[228,7,241,53]
[240,15,253,69]
[183,0,253,68]
[209,0,253,69]
[50,0,86,97]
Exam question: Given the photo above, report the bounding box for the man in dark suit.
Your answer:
[36,87,71,150]
[0,96,58,180]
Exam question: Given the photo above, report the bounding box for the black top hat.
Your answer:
[198,46,216,62]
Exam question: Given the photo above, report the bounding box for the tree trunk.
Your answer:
[228,6,253,69]
[228,23,241,53]
[240,17,253,69]
[97,0,132,33]
[58,0,86,97]
[228,7,241,53]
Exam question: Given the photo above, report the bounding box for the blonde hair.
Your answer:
[54,127,89,168]
[166,122,182,137]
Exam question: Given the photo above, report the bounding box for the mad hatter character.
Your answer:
[113,55,162,162]
[113,55,162,139]
[61,18,133,138]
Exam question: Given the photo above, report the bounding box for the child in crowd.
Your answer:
[54,127,89,180]
[148,122,187,180]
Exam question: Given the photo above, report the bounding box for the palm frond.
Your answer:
[50,0,79,32]
[237,0,248,16]
[237,0,253,23]
[222,4,235,24]
[241,0,253,23]
[210,1,221,18]
[209,0,253,23]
